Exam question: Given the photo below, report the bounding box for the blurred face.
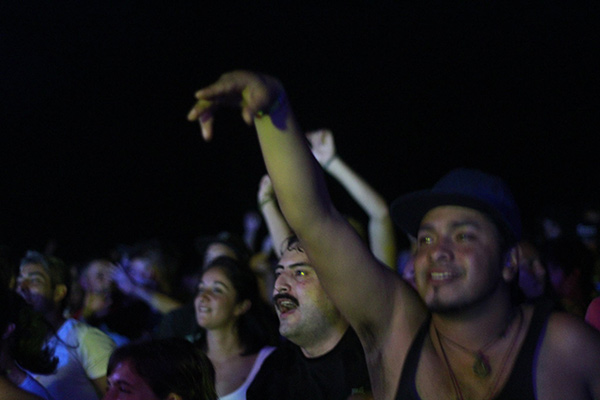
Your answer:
[16,263,56,314]
[517,242,546,299]
[273,245,342,344]
[194,267,246,330]
[104,359,160,400]
[203,243,237,266]
[414,206,505,313]
[84,261,113,293]
[127,258,156,289]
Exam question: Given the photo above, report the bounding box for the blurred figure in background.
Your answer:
[517,241,549,302]
[1,287,57,400]
[104,338,217,400]
[16,250,116,400]
[541,239,595,317]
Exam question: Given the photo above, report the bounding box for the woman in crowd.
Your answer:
[104,338,217,400]
[194,256,279,399]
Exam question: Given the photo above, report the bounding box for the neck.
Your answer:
[299,320,348,358]
[431,294,516,349]
[205,327,245,361]
[46,311,66,332]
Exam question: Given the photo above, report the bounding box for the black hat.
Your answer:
[390,168,521,244]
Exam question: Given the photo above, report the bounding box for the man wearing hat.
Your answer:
[188,71,600,399]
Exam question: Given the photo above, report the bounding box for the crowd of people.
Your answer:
[1,70,599,400]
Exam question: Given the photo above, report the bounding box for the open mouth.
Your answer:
[274,294,299,314]
[428,270,461,284]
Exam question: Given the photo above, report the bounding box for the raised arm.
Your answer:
[257,174,292,257]
[307,129,398,269]
[187,71,416,339]
[110,264,181,314]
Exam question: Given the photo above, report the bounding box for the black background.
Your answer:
[2,1,598,264]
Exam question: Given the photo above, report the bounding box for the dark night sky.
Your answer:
[1,1,599,264]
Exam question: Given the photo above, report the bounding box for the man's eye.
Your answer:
[418,236,432,246]
[118,386,132,394]
[457,233,475,242]
[295,270,307,277]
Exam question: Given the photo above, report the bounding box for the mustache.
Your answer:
[272,293,299,306]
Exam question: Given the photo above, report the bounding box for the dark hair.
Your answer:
[199,256,279,355]
[195,232,251,267]
[107,338,217,400]
[0,256,17,289]
[281,235,304,255]
[0,287,57,374]
[20,250,71,312]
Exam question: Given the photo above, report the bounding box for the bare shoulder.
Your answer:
[536,310,600,399]
[544,311,600,357]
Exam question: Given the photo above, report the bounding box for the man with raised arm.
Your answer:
[188,71,600,399]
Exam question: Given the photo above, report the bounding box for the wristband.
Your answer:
[259,197,274,209]
[322,154,338,170]
[256,92,286,118]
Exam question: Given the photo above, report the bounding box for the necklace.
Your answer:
[434,307,524,400]
[434,308,519,379]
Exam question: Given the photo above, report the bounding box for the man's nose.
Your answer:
[16,279,29,293]
[274,273,291,294]
[430,238,454,263]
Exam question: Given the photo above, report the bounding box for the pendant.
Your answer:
[473,352,491,378]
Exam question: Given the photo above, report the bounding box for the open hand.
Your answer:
[187,71,283,141]
[306,129,336,165]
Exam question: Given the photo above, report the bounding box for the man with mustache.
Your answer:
[246,236,371,399]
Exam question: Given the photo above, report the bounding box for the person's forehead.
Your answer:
[87,261,110,274]
[110,359,145,384]
[201,267,232,286]
[20,263,50,278]
[129,258,152,270]
[278,247,311,267]
[420,205,494,229]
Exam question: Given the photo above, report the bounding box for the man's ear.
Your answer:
[234,299,252,317]
[165,393,182,400]
[53,283,68,304]
[502,245,520,282]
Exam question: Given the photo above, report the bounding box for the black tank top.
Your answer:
[396,300,554,400]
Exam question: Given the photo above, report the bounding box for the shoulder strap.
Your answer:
[395,314,431,400]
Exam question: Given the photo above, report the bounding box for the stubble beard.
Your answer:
[426,277,502,315]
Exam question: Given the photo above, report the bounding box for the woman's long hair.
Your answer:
[196,256,279,355]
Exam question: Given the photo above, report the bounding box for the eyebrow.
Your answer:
[19,271,49,280]
[275,262,312,270]
[110,379,133,387]
[199,280,230,289]
[419,219,483,232]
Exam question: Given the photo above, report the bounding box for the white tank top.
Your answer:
[219,346,276,400]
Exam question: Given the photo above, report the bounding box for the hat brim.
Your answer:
[390,191,516,243]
